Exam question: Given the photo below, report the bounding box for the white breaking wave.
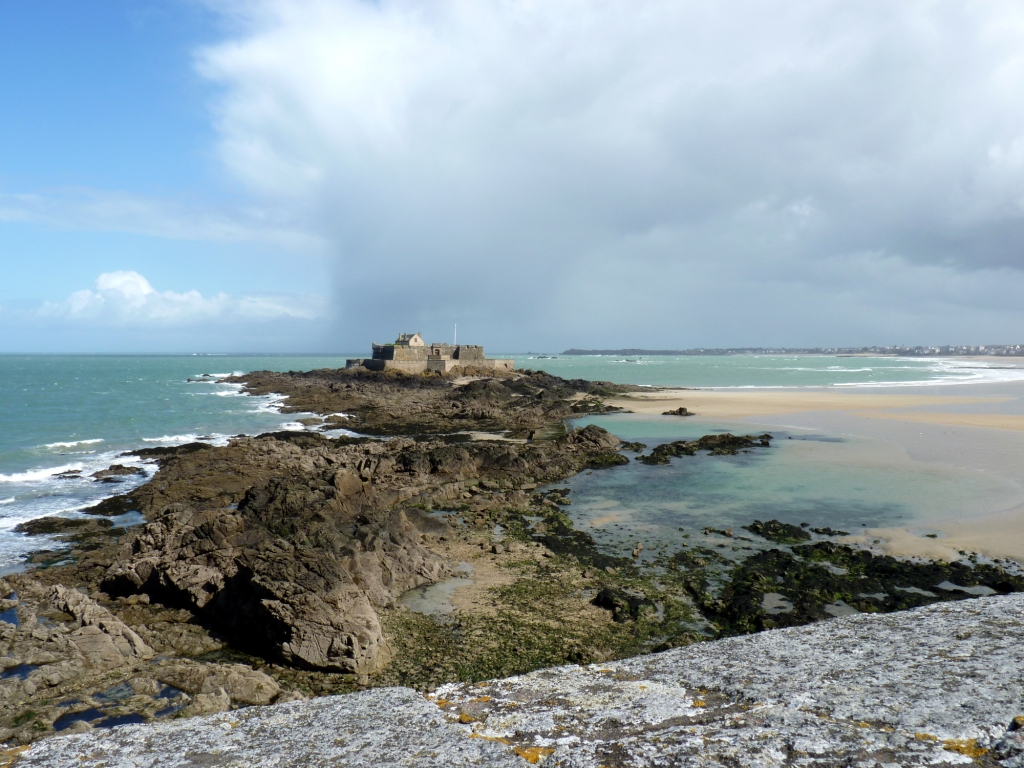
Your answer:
[141,433,203,443]
[44,438,104,449]
[0,498,15,506]
[834,359,1024,388]
[0,463,84,483]
[140,433,233,447]
[254,393,288,414]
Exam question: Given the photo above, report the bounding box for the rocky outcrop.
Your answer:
[637,432,772,464]
[15,594,1024,767]
[91,464,146,482]
[228,368,638,436]
[99,425,625,675]
[102,501,446,675]
[48,586,153,665]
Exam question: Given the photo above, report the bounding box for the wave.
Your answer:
[253,393,288,414]
[141,434,202,444]
[191,372,243,379]
[44,439,104,449]
[0,498,14,506]
[0,463,84,484]
[139,433,233,448]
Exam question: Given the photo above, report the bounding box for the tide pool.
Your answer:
[559,413,1022,560]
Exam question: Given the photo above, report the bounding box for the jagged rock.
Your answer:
[13,518,113,537]
[91,464,146,480]
[229,368,639,437]
[638,432,772,464]
[98,421,629,674]
[48,586,153,663]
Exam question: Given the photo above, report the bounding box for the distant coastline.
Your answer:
[562,344,1024,357]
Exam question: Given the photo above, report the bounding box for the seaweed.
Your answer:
[743,519,810,544]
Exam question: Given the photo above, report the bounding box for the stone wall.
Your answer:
[347,348,514,374]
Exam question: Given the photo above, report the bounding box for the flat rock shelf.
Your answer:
[13,593,1024,767]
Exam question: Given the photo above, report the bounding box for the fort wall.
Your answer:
[347,335,513,374]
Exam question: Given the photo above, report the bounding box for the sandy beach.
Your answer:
[608,382,1024,563]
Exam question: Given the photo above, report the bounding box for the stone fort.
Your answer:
[346,333,514,374]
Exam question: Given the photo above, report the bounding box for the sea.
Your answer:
[2,353,1023,571]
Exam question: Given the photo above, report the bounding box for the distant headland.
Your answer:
[562,344,1024,357]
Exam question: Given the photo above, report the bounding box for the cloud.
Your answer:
[0,188,326,252]
[40,270,327,327]
[187,0,1024,347]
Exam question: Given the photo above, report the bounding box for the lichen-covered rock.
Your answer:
[14,594,1024,767]
[15,688,522,767]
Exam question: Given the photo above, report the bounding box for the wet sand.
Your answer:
[609,389,1020,428]
[608,383,1024,563]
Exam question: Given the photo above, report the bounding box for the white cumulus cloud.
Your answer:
[42,271,327,327]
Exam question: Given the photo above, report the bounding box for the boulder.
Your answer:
[661,406,693,416]
[156,663,279,706]
[183,687,230,717]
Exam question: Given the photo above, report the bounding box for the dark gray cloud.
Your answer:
[198,0,1024,349]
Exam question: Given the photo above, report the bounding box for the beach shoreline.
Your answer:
[609,385,1024,563]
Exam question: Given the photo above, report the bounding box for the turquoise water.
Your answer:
[564,414,1017,559]
[508,354,1024,388]
[1,353,1018,570]
[0,355,354,566]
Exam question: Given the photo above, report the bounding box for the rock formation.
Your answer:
[99,425,625,675]
[14,594,1024,767]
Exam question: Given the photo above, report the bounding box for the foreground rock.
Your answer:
[15,594,1024,767]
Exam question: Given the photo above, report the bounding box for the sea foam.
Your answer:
[44,439,104,449]
[0,463,84,483]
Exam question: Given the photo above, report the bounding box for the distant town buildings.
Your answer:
[347,333,514,373]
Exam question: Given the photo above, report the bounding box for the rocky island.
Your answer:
[0,360,1022,765]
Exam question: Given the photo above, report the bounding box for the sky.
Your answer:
[3,0,1024,353]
